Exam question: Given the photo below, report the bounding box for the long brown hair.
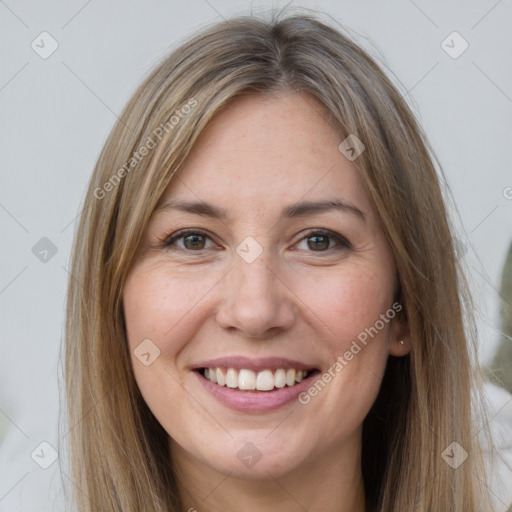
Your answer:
[64,10,493,511]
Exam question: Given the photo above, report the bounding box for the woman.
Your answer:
[64,12,495,511]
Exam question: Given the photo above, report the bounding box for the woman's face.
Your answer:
[123,92,409,482]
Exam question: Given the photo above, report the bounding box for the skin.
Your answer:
[123,91,411,512]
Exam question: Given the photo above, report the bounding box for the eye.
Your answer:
[163,229,218,251]
[161,228,351,254]
[295,229,351,253]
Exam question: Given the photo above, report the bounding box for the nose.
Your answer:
[215,252,296,340]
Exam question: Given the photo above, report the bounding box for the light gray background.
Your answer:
[1,0,511,510]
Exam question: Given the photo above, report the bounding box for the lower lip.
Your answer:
[194,371,319,413]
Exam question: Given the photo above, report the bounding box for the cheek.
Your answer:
[122,266,204,401]
[122,266,216,438]
[123,264,218,355]
[294,264,394,353]
[289,266,393,432]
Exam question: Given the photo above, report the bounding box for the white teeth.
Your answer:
[256,370,275,391]
[216,368,225,386]
[225,368,238,388]
[203,367,311,391]
[238,369,256,390]
[274,369,286,388]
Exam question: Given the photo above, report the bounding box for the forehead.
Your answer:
[160,92,372,216]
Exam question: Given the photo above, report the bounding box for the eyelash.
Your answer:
[161,228,352,254]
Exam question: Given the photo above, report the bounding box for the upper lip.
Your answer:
[191,356,317,372]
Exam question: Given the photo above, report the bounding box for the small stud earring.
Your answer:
[400,340,404,345]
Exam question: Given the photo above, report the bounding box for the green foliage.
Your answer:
[486,241,512,393]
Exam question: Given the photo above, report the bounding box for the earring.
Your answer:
[400,340,404,345]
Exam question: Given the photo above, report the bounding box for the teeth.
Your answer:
[216,368,225,386]
[256,370,274,391]
[238,369,256,390]
[274,369,286,388]
[202,367,312,391]
[226,368,238,388]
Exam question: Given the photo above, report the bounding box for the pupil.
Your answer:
[185,234,204,250]
[308,235,328,251]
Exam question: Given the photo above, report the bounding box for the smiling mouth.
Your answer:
[197,367,318,392]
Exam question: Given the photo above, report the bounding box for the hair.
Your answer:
[63,10,494,512]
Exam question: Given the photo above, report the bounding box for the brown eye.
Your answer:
[182,233,206,250]
[295,230,351,253]
[307,234,330,251]
[163,230,216,251]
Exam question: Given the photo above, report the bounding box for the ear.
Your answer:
[388,308,411,357]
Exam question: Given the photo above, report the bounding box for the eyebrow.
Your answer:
[157,198,366,223]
